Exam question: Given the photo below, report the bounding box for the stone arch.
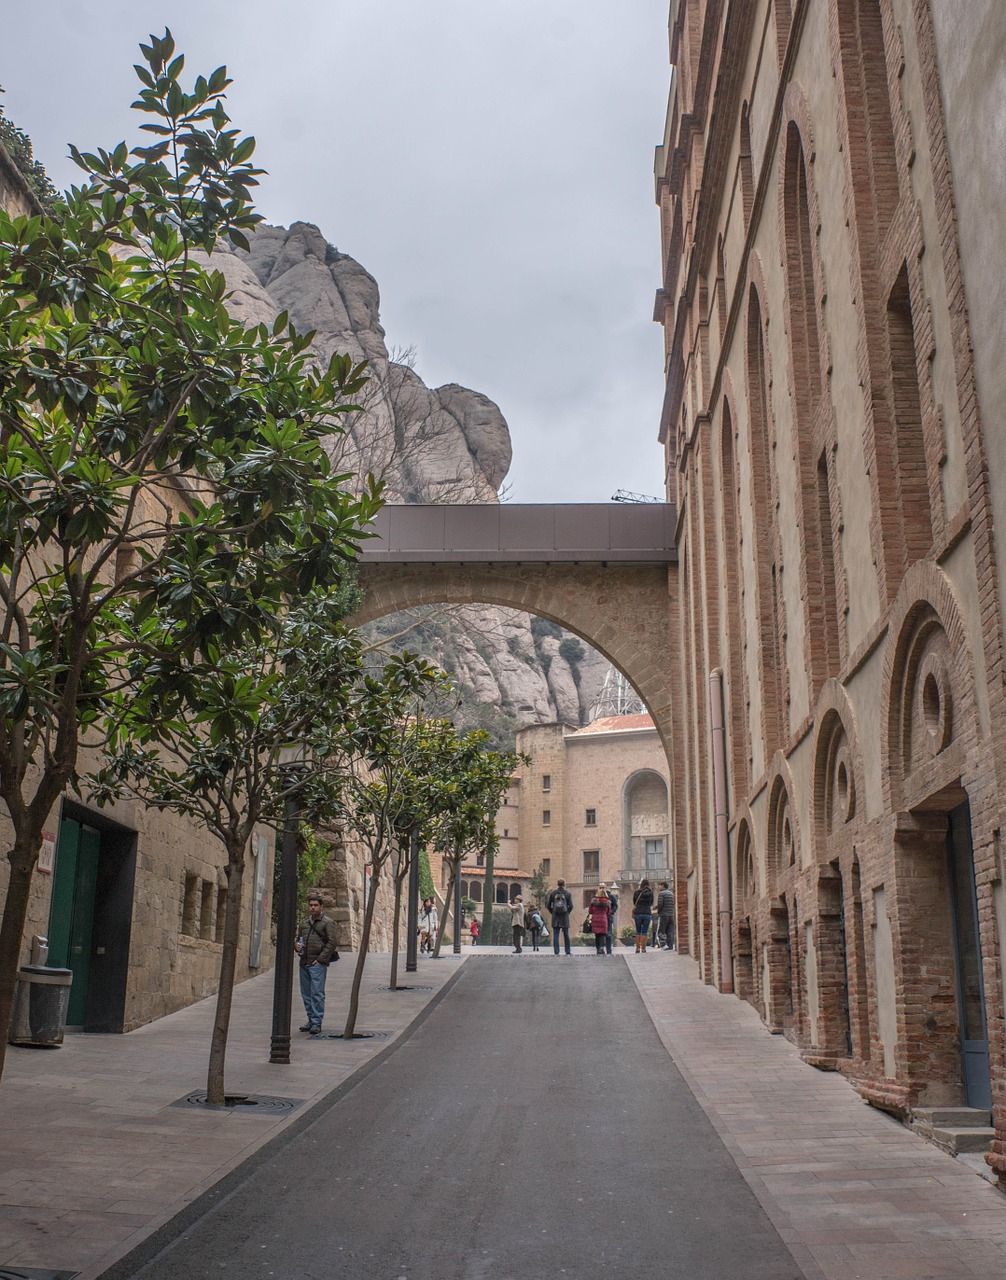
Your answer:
[353,562,674,758]
[811,682,863,850]
[882,562,977,809]
[732,815,757,1006]
[621,768,671,880]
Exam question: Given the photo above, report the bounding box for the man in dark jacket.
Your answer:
[295,894,338,1034]
[656,881,675,950]
[547,880,574,955]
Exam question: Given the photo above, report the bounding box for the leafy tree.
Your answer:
[0,33,377,1078]
[528,861,550,910]
[96,591,368,1103]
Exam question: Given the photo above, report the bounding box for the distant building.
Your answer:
[469,715,670,915]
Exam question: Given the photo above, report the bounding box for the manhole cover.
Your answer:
[0,1269,79,1279]
[170,1091,305,1114]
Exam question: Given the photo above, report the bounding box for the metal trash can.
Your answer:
[8,964,73,1047]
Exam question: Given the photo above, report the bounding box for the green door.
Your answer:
[48,817,101,1024]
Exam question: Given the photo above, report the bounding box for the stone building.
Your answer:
[656,0,1006,1175]
[479,716,670,915]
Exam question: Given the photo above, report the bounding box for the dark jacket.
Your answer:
[299,913,338,966]
[547,888,573,920]
[657,887,675,916]
[632,886,654,916]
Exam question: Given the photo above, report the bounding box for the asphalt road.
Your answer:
[117,955,804,1280]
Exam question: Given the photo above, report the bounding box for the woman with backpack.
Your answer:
[586,887,612,956]
[527,904,545,951]
[632,878,655,953]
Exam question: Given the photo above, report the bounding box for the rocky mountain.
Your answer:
[206,222,610,744]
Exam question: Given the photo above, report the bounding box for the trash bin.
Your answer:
[8,965,73,1047]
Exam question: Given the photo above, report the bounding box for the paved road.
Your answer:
[115,955,804,1280]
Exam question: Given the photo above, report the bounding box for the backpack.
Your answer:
[551,892,568,918]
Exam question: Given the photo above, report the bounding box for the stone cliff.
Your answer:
[210,222,609,742]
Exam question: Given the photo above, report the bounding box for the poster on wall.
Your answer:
[38,831,56,874]
[248,831,271,969]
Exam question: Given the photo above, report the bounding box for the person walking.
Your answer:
[419,897,438,954]
[605,882,620,955]
[294,894,338,1034]
[631,878,655,953]
[547,880,574,955]
[510,895,526,953]
[469,917,479,946]
[656,880,675,950]
[586,887,612,956]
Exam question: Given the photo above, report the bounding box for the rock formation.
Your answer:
[208,222,610,743]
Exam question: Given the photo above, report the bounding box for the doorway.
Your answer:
[947,801,992,1110]
[47,807,137,1031]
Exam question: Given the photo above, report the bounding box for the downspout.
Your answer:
[709,668,733,993]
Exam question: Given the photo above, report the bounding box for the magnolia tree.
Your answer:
[95,590,375,1104]
[0,33,378,1076]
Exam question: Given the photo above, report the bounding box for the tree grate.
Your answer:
[0,1269,79,1279]
[170,1091,304,1114]
[378,985,434,991]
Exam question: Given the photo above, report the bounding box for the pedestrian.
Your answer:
[510,894,526,953]
[419,897,438,954]
[656,880,675,950]
[547,879,574,955]
[586,887,612,956]
[469,917,479,946]
[632,877,655,953]
[605,882,620,955]
[294,894,338,1035]
[527,904,545,951]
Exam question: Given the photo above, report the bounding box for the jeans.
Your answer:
[552,922,571,954]
[299,962,327,1028]
[606,912,617,954]
[657,912,676,948]
[529,926,541,951]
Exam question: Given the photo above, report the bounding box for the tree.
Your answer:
[528,861,550,910]
[96,591,367,1104]
[427,732,522,958]
[0,32,377,1078]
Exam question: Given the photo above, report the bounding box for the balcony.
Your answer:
[617,867,671,884]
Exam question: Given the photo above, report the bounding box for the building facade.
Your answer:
[657,0,1006,1177]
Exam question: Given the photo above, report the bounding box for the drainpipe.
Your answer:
[709,668,733,994]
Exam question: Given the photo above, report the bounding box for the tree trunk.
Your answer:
[480,840,495,950]
[433,854,459,958]
[344,861,381,1038]
[206,853,245,1106]
[0,840,40,1081]
[389,855,406,991]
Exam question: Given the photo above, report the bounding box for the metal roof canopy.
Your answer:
[357,504,678,564]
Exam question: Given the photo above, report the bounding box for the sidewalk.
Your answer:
[628,951,1006,1280]
[0,951,463,1280]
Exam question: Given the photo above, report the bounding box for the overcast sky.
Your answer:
[3,2,671,503]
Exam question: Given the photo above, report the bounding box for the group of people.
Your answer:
[504,877,676,956]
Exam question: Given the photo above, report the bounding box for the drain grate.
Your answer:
[170,1091,305,1114]
[0,1269,79,1279]
[378,985,434,991]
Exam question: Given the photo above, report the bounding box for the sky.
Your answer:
[3,1,672,504]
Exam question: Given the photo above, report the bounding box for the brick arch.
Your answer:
[881,561,978,809]
[766,758,801,887]
[811,680,864,852]
[353,561,675,757]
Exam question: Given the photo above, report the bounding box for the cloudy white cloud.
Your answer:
[3,0,671,502]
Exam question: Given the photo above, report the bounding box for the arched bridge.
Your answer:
[353,504,677,751]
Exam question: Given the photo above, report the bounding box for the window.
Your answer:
[542,809,551,826]
[541,858,551,876]
[585,808,596,826]
[583,849,599,877]
[503,828,509,838]
[181,874,199,937]
[542,774,551,792]
[645,838,664,870]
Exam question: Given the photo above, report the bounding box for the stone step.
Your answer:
[929,1125,996,1155]
[912,1106,992,1128]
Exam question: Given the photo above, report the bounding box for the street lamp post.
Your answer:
[270,761,302,1065]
